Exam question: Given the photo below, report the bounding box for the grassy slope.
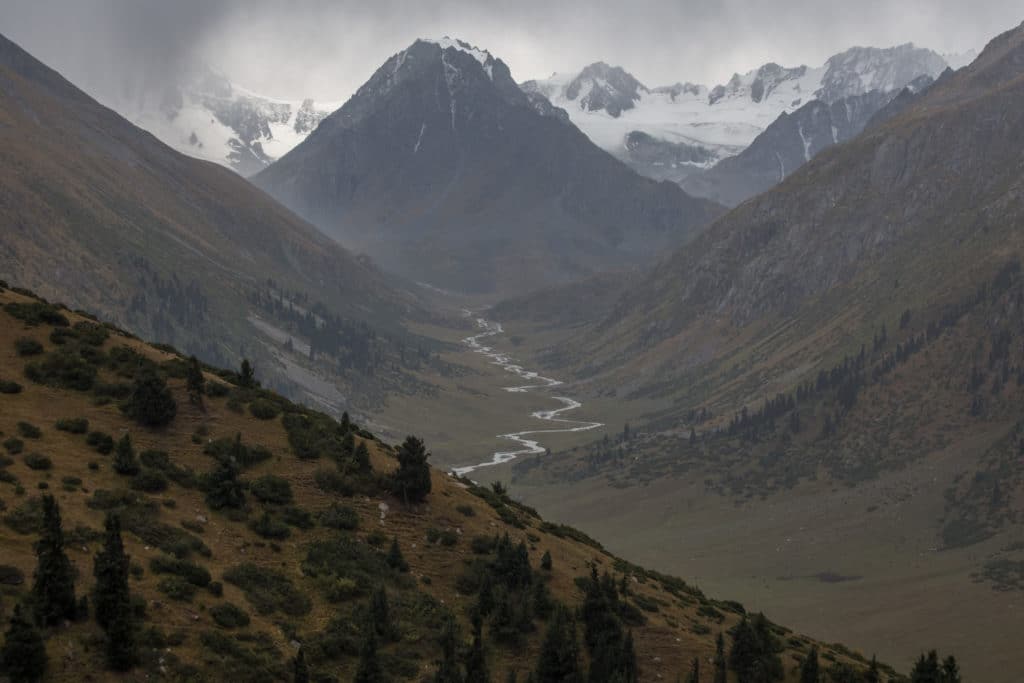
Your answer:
[0,285,883,682]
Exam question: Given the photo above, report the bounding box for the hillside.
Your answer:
[253,39,722,295]
[0,32,436,417]
[0,284,904,682]
[474,21,1024,679]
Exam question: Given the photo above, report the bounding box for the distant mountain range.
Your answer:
[253,38,722,295]
[110,66,340,176]
[523,45,969,201]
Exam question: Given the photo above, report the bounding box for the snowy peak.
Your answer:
[564,62,647,117]
[420,37,494,70]
[815,43,947,103]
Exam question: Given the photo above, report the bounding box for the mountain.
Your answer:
[0,285,899,682]
[112,66,340,176]
[523,44,952,185]
[498,23,1024,678]
[0,32,433,417]
[253,38,723,295]
[680,76,934,206]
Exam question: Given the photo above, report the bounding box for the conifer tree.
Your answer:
[370,585,393,641]
[204,456,245,509]
[354,441,372,472]
[713,633,727,683]
[800,645,820,683]
[186,356,205,407]
[1,604,47,683]
[540,550,552,571]
[386,537,409,573]
[125,369,177,427]
[93,513,130,630]
[240,358,256,388]
[535,605,581,683]
[391,435,432,504]
[32,495,76,626]
[434,616,462,683]
[464,613,489,683]
[864,656,881,683]
[293,647,310,683]
[685,657,700,683]
[113,434,139,476]
[104,598,137,671]
[354,631,383,683]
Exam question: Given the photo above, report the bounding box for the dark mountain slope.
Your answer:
[0,32,432,413]
[253,39,722,295]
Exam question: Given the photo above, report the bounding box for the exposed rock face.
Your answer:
[253,39,722,295]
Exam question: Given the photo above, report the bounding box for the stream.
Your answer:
[451,315,604,476]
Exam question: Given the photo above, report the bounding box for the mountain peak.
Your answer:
[417,36,493,66]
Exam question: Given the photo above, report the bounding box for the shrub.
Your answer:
[72,321,109,346]
[203,436,272,470]
[249,399,280,421]
[210,602,250,629]
[14,338,44,357]
[223,563,311,616]
[313,469,353,496]
[123,370,177,427]
[249,512,290,540]
[0,380,22,394]
[16,422,41,439]
[158,576,197,601]
[55,418,89,434]
[86,431,115,454]
[319,503,359,530]
[471,536,496,555]
[456,504,476,517]
[61,476,82,491]
[205,382,230,398]
[23,453,52,471]
[3,438,24,455]
[2,497,43,534]
[131,470,169,493]
[139,450,197,488]
[24,348,97,390]
[150,556,212,587]
[0,564,25,586]
[250,475,293,505]
[281,506,314,530]
[5,302,69,327]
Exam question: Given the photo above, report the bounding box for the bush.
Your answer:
[157,576,197,601]
[3,438,24,455]
[2,497,43,534]
[150,556,212,587]
[249,512,290,540]
[5,302,69,327]
[24,348,97,390]
[249,399,280,421]
[131,470,169,493]
[223,563,311,616]
[16,422,41,439]
[210,602,250,629]
[281,506,314,529]
[86,431,115,454]
[456,504,476,517]
[14,338,44,356]
[250,475,293,505]
[470,535,495,554]
[139,450,197,488]
[203,436,272,470]
[123,370,177,427]
[319,503,359,530]
[72,321,109,346]
[0,380,22,394]
[55,418,89,434]
[314,469,354,496]
[23,453,52,471]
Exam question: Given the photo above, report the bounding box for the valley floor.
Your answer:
[386,310,1024,682]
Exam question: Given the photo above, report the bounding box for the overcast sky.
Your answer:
[0,0,1018,103]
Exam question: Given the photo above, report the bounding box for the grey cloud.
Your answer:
[0,0,1019,104]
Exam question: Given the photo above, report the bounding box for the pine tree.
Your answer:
[535,605,582,682]
[293,647,310,683]
[32,495,76,626]
[391,435,432,504]
[186,356,205,407]
[434,616,463,683]
[354,441,371,472]
[540,550,552,571]
[685,657,701,683]
[240,359,256,388]
[370,585,392,641]
[104,597,137,671]
[464,613,489,683]
[386,537,409,573]
[204,456,245,509]
[93,513,130,630]
[124,369,177,427]
[354,631,383,683]
[113,434,139,476]
[941,655,961,683]
[1,604,47,683]
[800,645,820,683]
[713,632,727,683]
[864,656,881,683]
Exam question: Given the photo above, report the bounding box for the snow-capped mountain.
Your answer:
[252,37,721,295]
[522,44,955,182]
[114,67,341,176]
